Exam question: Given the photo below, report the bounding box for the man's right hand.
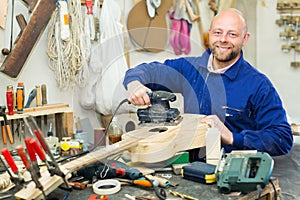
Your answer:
[127,81,152,106]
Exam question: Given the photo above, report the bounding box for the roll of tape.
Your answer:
[93,179,121,195]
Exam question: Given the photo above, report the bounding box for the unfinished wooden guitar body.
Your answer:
[15,114,208,199]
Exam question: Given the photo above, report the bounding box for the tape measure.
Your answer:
[88,194,108,200]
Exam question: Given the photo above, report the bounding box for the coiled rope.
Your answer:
[47,0,90,89]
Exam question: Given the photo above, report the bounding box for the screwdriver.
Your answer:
[16,145,47,200]
[67,181,91,190]
[117,178,154,188]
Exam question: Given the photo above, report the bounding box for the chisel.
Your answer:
[24,88,36,108]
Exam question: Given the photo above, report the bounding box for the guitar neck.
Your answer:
[62,130,154,173]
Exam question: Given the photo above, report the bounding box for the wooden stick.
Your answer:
[0,0,57,78]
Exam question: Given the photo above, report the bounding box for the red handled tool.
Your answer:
[85,0,95,40]
[2,148,19,174]
[23,117,72,190]
[0,148,24,186]
[16,145,47,200]
[24,137,41,177]
[6,85,14,115]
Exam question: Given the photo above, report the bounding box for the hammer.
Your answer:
[0,106,14,144]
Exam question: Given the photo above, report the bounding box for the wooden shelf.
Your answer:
[1,104,74,140]
[2,104,72,120]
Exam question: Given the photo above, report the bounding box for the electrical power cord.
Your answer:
[269,178,278,200]
[57,98,130,164]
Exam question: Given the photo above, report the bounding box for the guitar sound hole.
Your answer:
[149,127,168,133]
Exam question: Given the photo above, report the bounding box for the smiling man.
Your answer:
[123,8,293,158]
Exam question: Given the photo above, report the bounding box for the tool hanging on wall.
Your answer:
[85,0,95,41]
[47,0,89,89]
[1,0,57,78]
[1,0,15,56]
[59,0,71,41]
[276,0,300,68]
[127,0,172,52]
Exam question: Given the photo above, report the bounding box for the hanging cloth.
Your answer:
[80,0,128,115]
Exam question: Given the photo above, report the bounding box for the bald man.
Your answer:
[123,8,293,157]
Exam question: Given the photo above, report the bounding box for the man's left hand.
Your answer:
[201,115,233,145]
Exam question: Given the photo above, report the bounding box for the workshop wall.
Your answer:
[0,0,299,137]
[257,0,300,121]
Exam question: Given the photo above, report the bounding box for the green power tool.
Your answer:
[217,150,274,194]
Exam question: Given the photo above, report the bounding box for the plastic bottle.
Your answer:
[108,117,123,144]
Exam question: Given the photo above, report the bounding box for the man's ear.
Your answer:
[243,32,251,45]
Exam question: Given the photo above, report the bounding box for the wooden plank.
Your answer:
[14,114,209,199]
[55,111,73,140]
[63,111,74,137]
[15,169,64,200]
[0,0,57,78]
[206,127,221,165]
[0,104,71,121]
[0,0,9,29]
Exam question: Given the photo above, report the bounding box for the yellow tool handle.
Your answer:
[2,126,7,145]
[6,125,14,144]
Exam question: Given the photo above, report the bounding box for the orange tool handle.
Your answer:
[1,148,18,173]
[68,182,86,190]
[2,125,7,145]
[25,138,37,162]
[5,125,14,144]
[30,138,46,161]
[85,0,93,14]
[16,145,31,169]
[133,179,153,187]
[16,88,24,112]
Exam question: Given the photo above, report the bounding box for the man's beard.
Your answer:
[211,43,240,62]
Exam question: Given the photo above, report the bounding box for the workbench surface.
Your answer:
[3,136,300,200]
